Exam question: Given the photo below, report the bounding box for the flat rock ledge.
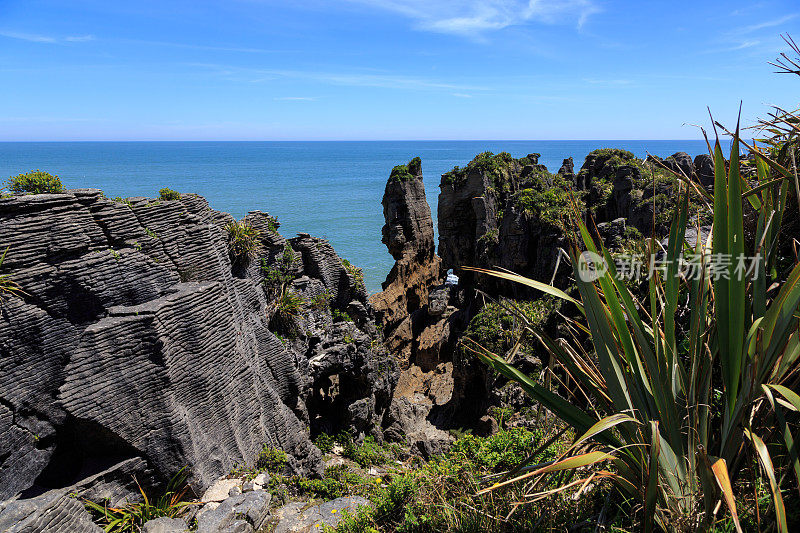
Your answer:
[271,496,370,533]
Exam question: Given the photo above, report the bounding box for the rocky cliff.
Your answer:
[0,189,396,527]
[371,159,481,456]
[0,148,716,530]
[369,158,442,359]
[438,150,713,296]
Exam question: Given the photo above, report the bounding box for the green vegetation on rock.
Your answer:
[342,258,365,292]
[83,467,194,532]
[256,445,287,473]
[462,299,557,359]
[442,151,516,188]
[330,427,597,533]
[389,157,422,183]
[226,220,261,266]
[332,308,354,322]
[158,187,181,201]
[277,289,305,320]
[6,170,64,194]
[513,185,575,230]
[0,247,23,301]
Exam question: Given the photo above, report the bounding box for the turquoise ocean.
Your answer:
[0,141,720,293]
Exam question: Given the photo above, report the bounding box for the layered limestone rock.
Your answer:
[369,157,442,359]
[0,189,395,529]
[370,158,461,456]
[437,152,572,295]
[431,149,715,430]
[437,149,712,296]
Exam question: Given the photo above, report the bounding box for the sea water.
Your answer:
[0,140,722,293]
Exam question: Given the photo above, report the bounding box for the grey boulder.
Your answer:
[196,490,271,533]
[143,516,190,533]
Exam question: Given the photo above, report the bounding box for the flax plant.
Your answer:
[464,126,800,531]
[84,467,195,532]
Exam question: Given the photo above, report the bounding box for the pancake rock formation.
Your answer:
[0,189,396,530]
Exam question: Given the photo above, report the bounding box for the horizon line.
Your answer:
[0,138,719,143]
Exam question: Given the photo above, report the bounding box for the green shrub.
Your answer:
[310,290,333,310]
[477,228,499,245]
[277,289,305,319]
[256,445,287,473]
[315,433,337,454]
[332,309,354,323]
[342,436,394,468]
[587,147,635,164]
[331,428,587,533]
[158,187,180,201]
[462,299,556,359]
[226,220,261,266]
[261,243,297,289]
[442,151,515,188]
[295,465,368,500]
[506,164,579,228]
[389,157,421,183]
[262,262,293,287]
[6,170,64,194]
[448,427,563,471]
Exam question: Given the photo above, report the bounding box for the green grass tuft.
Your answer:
[226,220,261,267]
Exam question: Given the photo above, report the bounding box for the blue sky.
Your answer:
[0,0,798,140]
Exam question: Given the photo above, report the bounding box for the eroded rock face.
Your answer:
[370,158,442,360]
[370,159,463,455]
[0,488,103,533]
[0,190,395,514]
[437,152,572,296]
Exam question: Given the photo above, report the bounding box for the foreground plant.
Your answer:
[464,126,800,531]
[331,427,591,532]
[84,467,194,532]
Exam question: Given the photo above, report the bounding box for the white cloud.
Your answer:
[737,14,798,34]
[347,0,599,36]
[730,40,761,50]
[0,31,94,44]
[0,31,57,43]
[710,14,797,55]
